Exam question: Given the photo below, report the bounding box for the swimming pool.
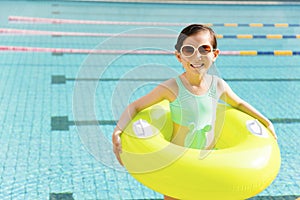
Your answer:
[0,1,299,199]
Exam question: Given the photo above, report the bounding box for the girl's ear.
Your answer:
[212,49,220,62]
[175,50,182,63]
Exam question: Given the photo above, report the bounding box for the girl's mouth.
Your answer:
[190,63,205,68]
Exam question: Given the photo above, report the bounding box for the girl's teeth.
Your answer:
[191,64,204,68]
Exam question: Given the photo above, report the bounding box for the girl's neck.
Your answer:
[183,72,206,86]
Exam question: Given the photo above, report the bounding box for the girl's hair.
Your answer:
[175,24,217,51]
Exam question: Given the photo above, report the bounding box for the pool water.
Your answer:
[0,1,299,199]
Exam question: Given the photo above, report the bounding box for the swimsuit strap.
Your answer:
[208,75,217,99]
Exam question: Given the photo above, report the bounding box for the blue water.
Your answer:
[0,1,299,199]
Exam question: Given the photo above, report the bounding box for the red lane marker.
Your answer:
[0,28,176,38]
[0,45,237,55]
[8,16,190,26]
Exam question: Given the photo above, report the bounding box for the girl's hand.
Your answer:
[112,130,124,166]
[267,123,277,140]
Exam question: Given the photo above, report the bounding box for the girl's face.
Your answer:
[176,31,219,75]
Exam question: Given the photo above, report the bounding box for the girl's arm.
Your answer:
[219,79,277,140]
[112,81,175,165]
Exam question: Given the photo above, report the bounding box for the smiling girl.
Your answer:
[112,24,277,200]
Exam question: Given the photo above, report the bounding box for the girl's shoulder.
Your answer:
[214,76,229,96]
[161,77,178,89]
[159,77,179,102]
[213,75,225,85]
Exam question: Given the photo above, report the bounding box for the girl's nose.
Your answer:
[196,51,202,59]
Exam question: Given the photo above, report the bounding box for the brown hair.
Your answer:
[175,24,217,51]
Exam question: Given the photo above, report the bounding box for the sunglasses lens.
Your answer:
[181,45,213,57]
[181,46,195,57]
[198,45,212,55]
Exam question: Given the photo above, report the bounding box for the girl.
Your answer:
[112,24,277,200]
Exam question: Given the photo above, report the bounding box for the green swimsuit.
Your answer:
[169,75,217,149]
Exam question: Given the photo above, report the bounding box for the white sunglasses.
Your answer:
[180,44,215,57]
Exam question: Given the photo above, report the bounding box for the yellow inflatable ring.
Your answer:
[120,100,281,200]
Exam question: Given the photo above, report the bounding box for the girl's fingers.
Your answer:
[112,131,123,165]
[113,141,123,165]
[267,124,277,140]
[113,147,124,166]
[113,140,122,153]
[273,133,278,140]
[117,156,124,166]
[270,130,277,140]
[113,143,122,153]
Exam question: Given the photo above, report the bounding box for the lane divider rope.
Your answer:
[8,16,300,27]
[1,28,300,39]
[0,28,176,38]
[0,46,299,56]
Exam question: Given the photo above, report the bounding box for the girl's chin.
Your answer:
[192,67,208,75]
